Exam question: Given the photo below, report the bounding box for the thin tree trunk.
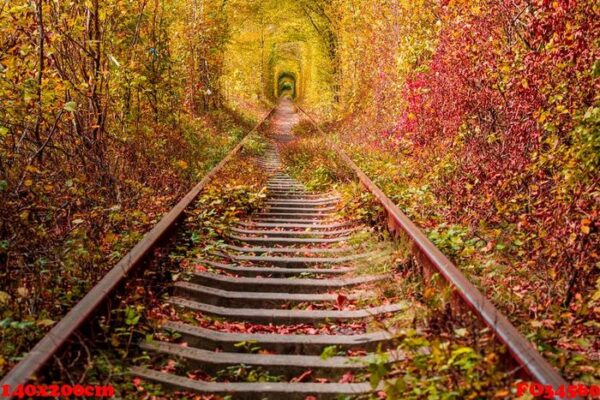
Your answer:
[33,0,44,148]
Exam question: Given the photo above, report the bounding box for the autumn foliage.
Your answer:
[0,0,249,374]
[393,0,599,297]
[0,0,598,388]
[331,0,598,381]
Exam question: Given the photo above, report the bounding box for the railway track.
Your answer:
[132,141,405,398]
[1,100,572,399]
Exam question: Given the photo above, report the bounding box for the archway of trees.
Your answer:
[277,72,297,99]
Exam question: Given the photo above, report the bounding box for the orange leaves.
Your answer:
[580,218,591,235]
[176,160,189,170]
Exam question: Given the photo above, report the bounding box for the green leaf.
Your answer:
[124,306,141,326]
[0,180,7,191]
[320,345,338,360]
[64,101,77,112]
[592,59,600,78]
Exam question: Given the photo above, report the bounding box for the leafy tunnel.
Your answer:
[277,72,297,99]
[220,0,336,113]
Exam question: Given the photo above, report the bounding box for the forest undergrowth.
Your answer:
[0,110,256,378]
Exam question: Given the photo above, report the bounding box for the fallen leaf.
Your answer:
[339,371,354,383]
[291,369,312,383]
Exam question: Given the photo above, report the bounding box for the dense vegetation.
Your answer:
[0,0,258,374]
[1,0,598,393]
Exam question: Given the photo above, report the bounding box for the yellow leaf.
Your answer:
[423,287,435,299]
[581,218,591,234]
[104,232,118,244]
[176,160,189,170]
[24,179,33,187]
[538,113,547,123]
[37,319,55,327]
[0,291,10,305]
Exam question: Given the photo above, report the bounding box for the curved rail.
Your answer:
[295,104,572,399]
[0,107,276,392]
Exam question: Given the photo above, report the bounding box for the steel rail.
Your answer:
[295,104,572,399]
[0,107,275,391]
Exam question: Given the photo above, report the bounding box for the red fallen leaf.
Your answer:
[336,293,348,309]
[348,349,367,356]
[339,371,354,383]
[291,369,312,383]
[133,377,144,392]
[187,369,212,381]
[161,359,177,373]
[376,390,387,399]
[195,264,208,272]
[305,397,318,400]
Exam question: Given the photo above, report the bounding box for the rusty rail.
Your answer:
[296,104,571,398]
[0,107,275,391]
